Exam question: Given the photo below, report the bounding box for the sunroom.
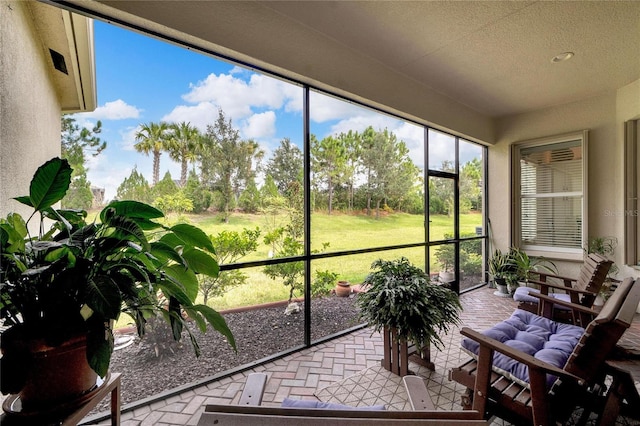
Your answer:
[1,1,639,425]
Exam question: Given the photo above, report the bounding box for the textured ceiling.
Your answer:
[63,0,639,120]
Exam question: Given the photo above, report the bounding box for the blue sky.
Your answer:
[74,21,477,201]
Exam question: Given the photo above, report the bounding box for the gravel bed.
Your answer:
[92,295,361,414]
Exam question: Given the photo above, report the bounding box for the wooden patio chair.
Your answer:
[197,373,487,425]
[513,252,612,325]
[449,277,639,426]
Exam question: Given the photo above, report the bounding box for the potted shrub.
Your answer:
[488,249,515,295]
[509,247,556,292]
[433,244,455,283]
[0,158,235,412]
[357,257,462,375]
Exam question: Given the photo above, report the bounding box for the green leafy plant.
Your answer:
[509,247,556,284]
[585,236,619,278]
[357,257,462,351]
[489,248,556,293]
[434,243,455,273]
[0,158,235,394]
[312,270,338,297]
[488,249,517,292]
[585,236,619,301]
[199,227,261,304]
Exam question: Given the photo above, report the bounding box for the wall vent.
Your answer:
[49,49,68,75]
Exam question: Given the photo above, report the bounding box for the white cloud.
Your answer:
[242,111,276,139]
[181,72,301,124]
[394,122,425,169]
[162,102,218,132]
[328,113,397,136]
[82,99,141,120]
[308,92,365,123]
[86,153,132,202]
[120,126,141,151]
[427,130,457,169]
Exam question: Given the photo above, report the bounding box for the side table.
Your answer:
[599,358,640,425]
[1,373,121,426]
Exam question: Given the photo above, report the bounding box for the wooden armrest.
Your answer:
[239,373,268,406]
[529,293,599,315]
[403,376,435,410]
[460,327,584,385]
[526,279,595,295]
[197,404,488,425]
[531,272,576,284]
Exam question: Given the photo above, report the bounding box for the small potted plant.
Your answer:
[488,249,516,295]
[357,257,462,375]
[0,158,235,413]
[509,247,556,292]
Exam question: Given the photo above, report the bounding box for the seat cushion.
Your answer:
[282,398,386,410]
[513,287,572,310]
[461,309,584,388]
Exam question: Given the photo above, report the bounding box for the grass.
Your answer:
[113,209,483,325]
[188,210,482,307]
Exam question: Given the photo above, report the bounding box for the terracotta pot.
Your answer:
[2,332,98,411]
[335,280,351,297]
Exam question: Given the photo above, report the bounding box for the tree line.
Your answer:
[61,109,482,219]
[60,110,482,306]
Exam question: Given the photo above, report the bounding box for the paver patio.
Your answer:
[80,286,639,425]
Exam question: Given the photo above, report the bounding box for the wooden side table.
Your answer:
[599,358,640,425]
[63,372,121,426]
[1,373,121,426]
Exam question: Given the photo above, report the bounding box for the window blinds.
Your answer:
[519,140,582,249]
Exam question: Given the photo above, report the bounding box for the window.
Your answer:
[512,131,588,259]
[625,119,640,266]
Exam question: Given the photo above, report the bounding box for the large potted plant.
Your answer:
[357,257,462,376]
[0,158,235,413]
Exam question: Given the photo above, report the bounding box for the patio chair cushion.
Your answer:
[512,287,571,310]
[460,309,584,388]
[282,398,386,410]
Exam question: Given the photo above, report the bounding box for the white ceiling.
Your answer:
[61,1,639,128]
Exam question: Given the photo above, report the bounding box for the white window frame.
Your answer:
[624,119,640,266]
[511,130,588,261]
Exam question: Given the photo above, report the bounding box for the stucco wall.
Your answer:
[0,0,62,220]
[490,80,640,279]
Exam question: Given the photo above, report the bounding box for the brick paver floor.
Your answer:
[82,286,639,426]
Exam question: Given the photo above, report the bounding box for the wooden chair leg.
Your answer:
[460,388,474,409]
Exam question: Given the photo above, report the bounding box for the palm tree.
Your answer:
[167,122,201,186]
[134,121,170,185]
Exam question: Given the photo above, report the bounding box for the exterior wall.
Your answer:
[0,0,62,220]
[491,80,640,280]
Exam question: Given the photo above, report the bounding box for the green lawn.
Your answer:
[182,210,483,311]
[112,210,483,326]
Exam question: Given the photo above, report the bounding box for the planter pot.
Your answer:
[593,294,605,307]
[381,326,410,376]
[493,278,511,297]
[1,331,98,412]
[335,280,351,297]
[438,271,455,283]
